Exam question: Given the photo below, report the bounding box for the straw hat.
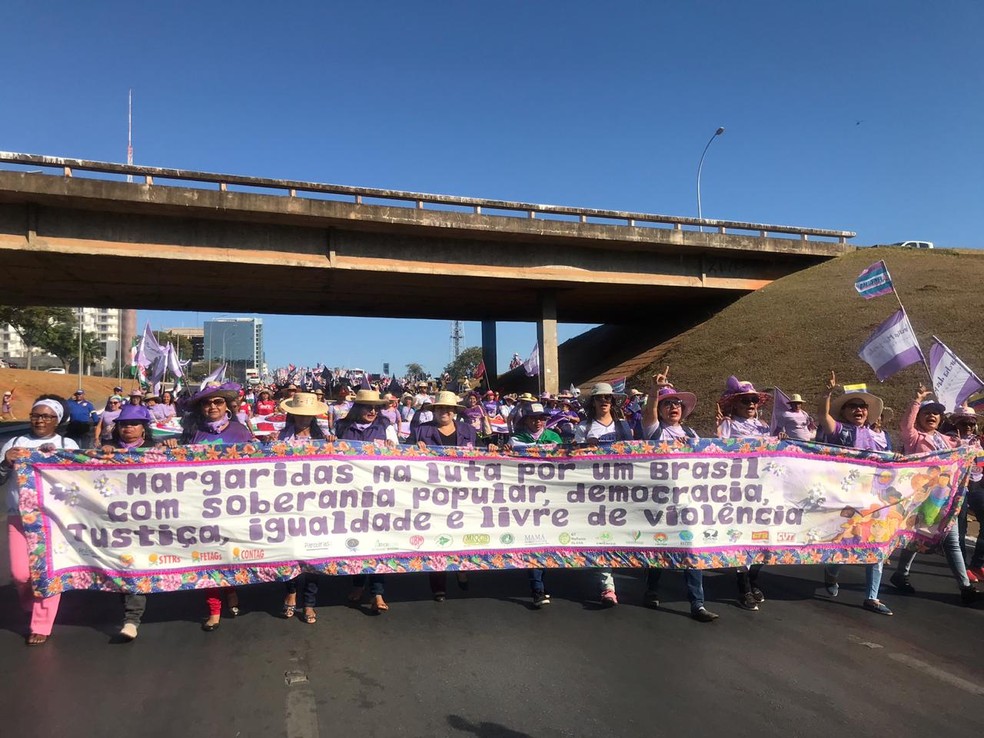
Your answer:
[349,389,389,406]
[590,382,624,397]
[788,394,805,404]
[830,389,884,423]
[279,392,330,416]
[422,391,466,411]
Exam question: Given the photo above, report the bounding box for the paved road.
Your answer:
[1,523,981,738]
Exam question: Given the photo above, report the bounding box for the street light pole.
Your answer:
[77,308,84,389]
[696,126,725,233]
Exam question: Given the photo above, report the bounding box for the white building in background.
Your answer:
[203,318,265,381]
[0,307,132,372]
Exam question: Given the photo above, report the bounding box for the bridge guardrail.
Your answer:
[0,151,855,243]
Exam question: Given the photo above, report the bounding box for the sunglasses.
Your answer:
[843,403,868,410]
[594,395,614,402]
[738,396,760,405]
[660,399,684,408]
[201,398,227,407]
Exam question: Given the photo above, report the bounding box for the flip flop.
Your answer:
[302,608,317,624]
[371,597,389,613]
[26,633,48,646]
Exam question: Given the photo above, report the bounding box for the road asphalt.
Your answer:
[1,522,982,738]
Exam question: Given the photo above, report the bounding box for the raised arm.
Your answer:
[818,370,839,436]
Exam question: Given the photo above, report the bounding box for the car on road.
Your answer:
[891,240,934,249]
[45,367,66,373]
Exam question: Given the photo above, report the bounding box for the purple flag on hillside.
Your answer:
[858,309,924,381]
[929,337,984,412]
[854,260,895,300]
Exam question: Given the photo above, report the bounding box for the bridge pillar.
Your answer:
[537,291,559,395]
[481,320,497,390]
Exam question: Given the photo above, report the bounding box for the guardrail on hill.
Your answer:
[0,151,855,243]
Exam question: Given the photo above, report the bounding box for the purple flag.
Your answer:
[610,377,627,394]
[769,386,792,435]
[929,337,984,412]
[858,309,924,381]
[522,345,539,377]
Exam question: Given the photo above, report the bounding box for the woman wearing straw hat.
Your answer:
[773,393,815,442]
[637,374,719,622]
[334,389,398,444]
[409,391,477,600]
[277,392,330,625]
[716,376,772,611]
[335,389,396,612]
[889,385,978,605]
[573,383,634,445]
[169,382,253,630]
[816,371,894,615]
[1,394,78,645]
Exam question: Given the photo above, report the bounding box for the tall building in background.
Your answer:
[203,318,264,381]
[0,307,133,372]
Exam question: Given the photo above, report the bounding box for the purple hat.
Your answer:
[655,386,698,418]
[190,381,242,406]
[117,404,153,423]
[719,376,770,412]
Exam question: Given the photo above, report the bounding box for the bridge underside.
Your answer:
[0,171,844,322]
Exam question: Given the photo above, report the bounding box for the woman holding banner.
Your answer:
[638,377,719,622]
[335,389,396,612]
[817,373,894,615]
[889,386,978,605]
[98,403,157,640]
[169,382,253,630]
[411,391,477,602]
[716,376,771,611]
[1,394,78,645]
[277,392,329,624]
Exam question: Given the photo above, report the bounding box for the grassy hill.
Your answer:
[628,247,983,436]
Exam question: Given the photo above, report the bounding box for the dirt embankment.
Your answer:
[0,369,141,420]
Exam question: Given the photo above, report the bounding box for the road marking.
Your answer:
[887,653,984,697]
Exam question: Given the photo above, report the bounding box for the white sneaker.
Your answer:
[120,622,138,640]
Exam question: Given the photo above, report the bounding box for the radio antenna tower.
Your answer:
[450,321,464,359]
[126,89,134,183]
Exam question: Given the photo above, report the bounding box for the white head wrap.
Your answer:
[33,399,64,424]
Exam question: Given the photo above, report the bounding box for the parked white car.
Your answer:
[45,367,66,374]
[891,240,934,249]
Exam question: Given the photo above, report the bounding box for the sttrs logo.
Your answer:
[148,553,182,565]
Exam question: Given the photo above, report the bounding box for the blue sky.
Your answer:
[3,2,981,374]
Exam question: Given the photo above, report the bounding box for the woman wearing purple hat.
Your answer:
[168,382,253,630]
[889,385,977,605]
[716,376,772,610]
[98,403,157,639]
[816,371,894,615]
[635,373,718,621]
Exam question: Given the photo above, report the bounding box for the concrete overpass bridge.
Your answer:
[0,152,854,391]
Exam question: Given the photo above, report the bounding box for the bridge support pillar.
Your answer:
[537,291,559,395]
[481,320,497,390]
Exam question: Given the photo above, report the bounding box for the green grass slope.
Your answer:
[630,247,983,436]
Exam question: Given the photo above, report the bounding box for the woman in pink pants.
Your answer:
[1,395,79,645]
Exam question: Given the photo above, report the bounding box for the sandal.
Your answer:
[302,608,317,624]
[282,603,296,619]
[227,592,240,617]
[26,633,48,646]
[370,595,389,613]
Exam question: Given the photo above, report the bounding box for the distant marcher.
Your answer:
[94,395,124,446]
[773,393,815,441]
[65,389,98,448]
[2,389,14,420]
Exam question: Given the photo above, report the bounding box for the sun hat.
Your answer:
[129,389,144,398]
[524,403,550,418]
[949,405,978,420]
[109,395,123,403]
[421,390,467,411]
[830,389,884,423]
[279,392,330,416]
[629,389,644,397]
[349,389,389,406]
[590,382,624,397]
[117,404,153,424]
[655,386,697,418]
[917,399,946,416]
[516,392,538,403]
[191,381,242,405]
[788,394,805,404]
[718,376,770,412]
[143,391,159,402]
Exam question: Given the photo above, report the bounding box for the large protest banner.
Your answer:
[12,439,973,597]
